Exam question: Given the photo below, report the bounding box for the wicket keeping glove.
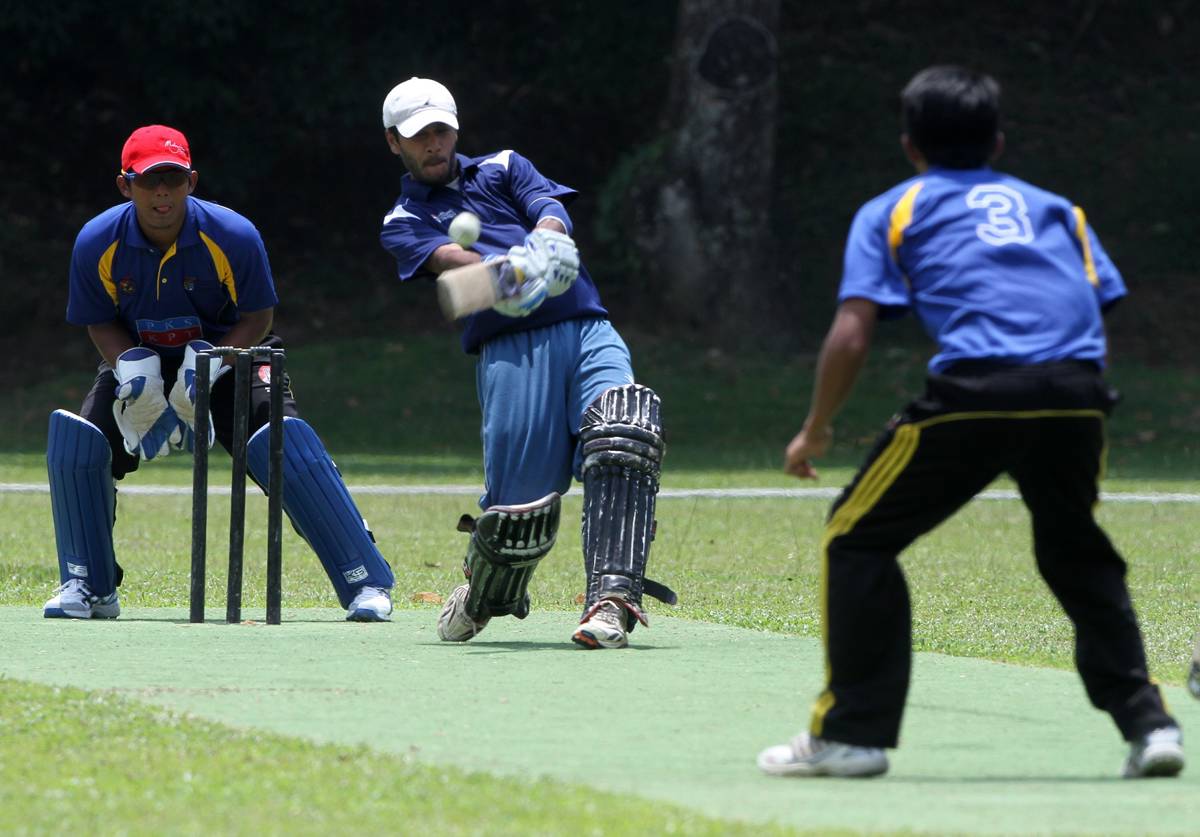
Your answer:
[492,247,549,318]
[524,228,579,297]
[112,347,182,460]
[168,339,227,451]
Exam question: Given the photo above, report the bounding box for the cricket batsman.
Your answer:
[378,77,675,648]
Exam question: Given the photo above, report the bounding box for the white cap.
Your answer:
[382,77,459,138]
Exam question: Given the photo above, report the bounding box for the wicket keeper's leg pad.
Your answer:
[47,410,119,595]
[580,384,675,623]
[247,417,394,608]
[459,492,561,621]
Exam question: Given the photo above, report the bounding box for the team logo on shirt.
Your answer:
[118,277,136,295]
[434,209,458,224]
[257,365,272,384]
[183,276,197,291]
[135,316,203,348]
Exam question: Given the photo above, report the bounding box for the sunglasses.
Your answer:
[123,168,192,189]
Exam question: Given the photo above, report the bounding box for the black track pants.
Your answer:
[809,362,1176,748]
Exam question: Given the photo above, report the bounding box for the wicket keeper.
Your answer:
[44,125,395,622]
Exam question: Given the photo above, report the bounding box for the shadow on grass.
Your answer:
[416,640,678,653]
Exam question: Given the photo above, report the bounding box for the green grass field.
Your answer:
[2,334,1198,834]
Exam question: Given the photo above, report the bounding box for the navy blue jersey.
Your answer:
[68,196,278,358]
[840,167,1126,372]
[380,150,607,353]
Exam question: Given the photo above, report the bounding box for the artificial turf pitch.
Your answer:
[2,607,1197,834]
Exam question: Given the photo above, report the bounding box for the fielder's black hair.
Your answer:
[901,65,1000,169]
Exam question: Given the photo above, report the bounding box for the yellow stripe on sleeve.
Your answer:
[887,182,925,263]
[199,231,238,304]
[97,240,120,305]
[1072,206,1100,287]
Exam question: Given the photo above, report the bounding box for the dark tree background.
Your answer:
[2,0,1197,382]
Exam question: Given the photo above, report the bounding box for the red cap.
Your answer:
[120,125,192,174]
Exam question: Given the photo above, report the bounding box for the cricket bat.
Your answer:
[436,258,521,321]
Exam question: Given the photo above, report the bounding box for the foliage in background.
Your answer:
[2,2,1198,373]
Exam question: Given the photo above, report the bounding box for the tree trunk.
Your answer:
[637,0,779,336]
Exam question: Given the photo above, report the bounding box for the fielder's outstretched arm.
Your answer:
[785,297,878,479]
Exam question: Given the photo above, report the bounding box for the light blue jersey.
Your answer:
[840,167,1126,372]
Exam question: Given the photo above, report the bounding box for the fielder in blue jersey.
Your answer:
[379,77,673,649]
[44,125,395,622]
[758,66,1182,779]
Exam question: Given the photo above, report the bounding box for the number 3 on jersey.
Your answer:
[966,184,1034,246]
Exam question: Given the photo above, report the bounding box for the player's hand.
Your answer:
[168,339,225,450]
[784,424,833,479]
[524,228,579,297]
[112,347,182,460]
[492,246,549,317]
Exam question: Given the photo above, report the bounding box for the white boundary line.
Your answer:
[2,483,1198,503]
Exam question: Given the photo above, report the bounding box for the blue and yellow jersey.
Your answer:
[380,151,607,354]
[67,196,279,358]
[840,167,1126,372]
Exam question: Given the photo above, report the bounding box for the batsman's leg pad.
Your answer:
[247,417,394,608]
[580,384,672,624]
[461,492,561,620]
[47,410,118,595]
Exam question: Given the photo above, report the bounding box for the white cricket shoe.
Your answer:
[346,586,392,622]
[437,583,489,641]
[572,599,629,649]
[43,578,120,620]
[1122,726,1184,778]
[758,732,888,778]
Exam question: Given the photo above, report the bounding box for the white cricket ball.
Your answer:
[448,211,481,248]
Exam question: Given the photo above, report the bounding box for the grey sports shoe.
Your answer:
[1122,726,1185,778]
[758,732,888,778]
[437,583,489,641]
[43,578,120,620]
[572,599,629,649]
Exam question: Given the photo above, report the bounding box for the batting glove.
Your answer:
[492,247,549,317]
[524,228,579,297]
[112,347,182,460]
[168,339,227,450]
